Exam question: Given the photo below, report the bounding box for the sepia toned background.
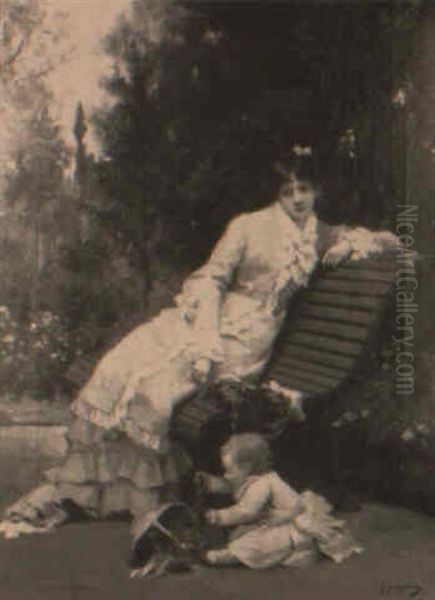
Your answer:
[1,1,435,598]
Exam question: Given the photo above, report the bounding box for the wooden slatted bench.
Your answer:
[264,251,396,397]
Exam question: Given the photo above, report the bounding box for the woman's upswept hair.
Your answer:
[222,433,272,476]
[274,145,322,189]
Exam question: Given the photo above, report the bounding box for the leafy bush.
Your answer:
[0,306,70,399]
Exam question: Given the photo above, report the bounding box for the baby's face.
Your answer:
[221,450,246,482]
[278,174,316,223]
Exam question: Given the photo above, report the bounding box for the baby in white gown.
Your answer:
[200,433,363,569]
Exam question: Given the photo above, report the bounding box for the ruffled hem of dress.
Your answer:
[44,449,187,491]
[71,314,219,452]
[294,490,364,563]
[72,399,164,452]
[1,478,182,538]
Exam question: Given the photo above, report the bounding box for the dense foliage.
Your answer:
[92,0,424,273]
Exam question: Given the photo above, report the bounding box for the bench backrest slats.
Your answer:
[265,252,396,395]
[293,318,368,342]
[288,332,362,357]
[312,278,392,296]
[276,356,346,379]
[306,291,382,311]
[325,268,396,283]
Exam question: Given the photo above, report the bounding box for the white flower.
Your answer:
[343,411,358,423]
[339,128,357,159]
[40,311,56,326]
[392,88,407,107]
[203,29,223,46]
[292,144,312,157]
[0,306,10,317]
[415,423,430,436]
[401,428,415,442]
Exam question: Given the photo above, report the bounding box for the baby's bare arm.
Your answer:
[206,479,270,527]
[195,472,232,494]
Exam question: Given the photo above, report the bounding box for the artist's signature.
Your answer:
[380,582,425,598]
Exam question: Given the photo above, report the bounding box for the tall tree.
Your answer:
[1,0,72,313]
[92,0,424,283]
[0,0,71,172]
[3,106,70,312]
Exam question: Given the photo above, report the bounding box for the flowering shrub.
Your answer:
[327,340,435,462]
[0,306,70,398]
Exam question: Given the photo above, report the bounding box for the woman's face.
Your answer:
[278,174,317,223]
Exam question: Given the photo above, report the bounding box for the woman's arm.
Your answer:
[176,214,247,368]
[320,222,399,267]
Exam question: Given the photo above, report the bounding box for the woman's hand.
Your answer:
[192,357,213,384]
[183,302,198,324]
[194,471,211,493]
[322,240,352,268]
[205,509,222,526]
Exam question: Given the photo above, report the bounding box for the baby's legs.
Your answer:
[206,548,240,566]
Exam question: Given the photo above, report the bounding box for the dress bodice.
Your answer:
[175,202,398,380]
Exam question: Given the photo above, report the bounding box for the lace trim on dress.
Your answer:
[265,206,319,315]
[71,309,207,451]
[72,400,163,451]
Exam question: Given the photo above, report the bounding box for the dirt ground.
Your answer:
[1,503,434,600]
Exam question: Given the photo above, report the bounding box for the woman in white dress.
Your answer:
[1,151,398,537]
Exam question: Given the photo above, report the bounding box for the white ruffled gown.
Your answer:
[208,471,364,569]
